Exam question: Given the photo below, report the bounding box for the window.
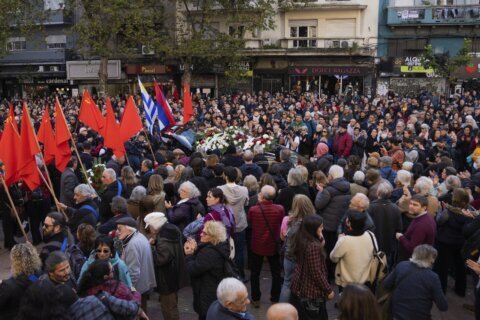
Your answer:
[6,37,26,51]
[44,0,65,10]
[289,20,317,48]
[229,25,245,39]
[46,35,67,49]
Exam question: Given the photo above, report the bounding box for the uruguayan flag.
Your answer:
[138,77,157,133]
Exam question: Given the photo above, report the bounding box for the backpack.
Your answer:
[182,213,213,239]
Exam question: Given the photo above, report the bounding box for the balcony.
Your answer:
[0,49,69,65]
[387,0,480,25]
[284,0,368,10]
[44,9,73,25]
[243,38,375,56]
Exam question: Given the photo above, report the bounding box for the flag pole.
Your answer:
[143,129,158,165]
[55,96,93,189]
[0,176,29,242]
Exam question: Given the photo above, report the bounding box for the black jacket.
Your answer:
[0,275,36,319]
[186,241,230,317]
[275,185,310,215]
[315,178,351,232]
[253,153,269,173]
[66,199,98,236]
[369,199,403,254]
[152,223,189,294]
[316,154,333,174]
[99,180,128,223]
[239,163,264,180]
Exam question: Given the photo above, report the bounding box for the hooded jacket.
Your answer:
[219,183,249,232]
[78,252,133,289]
[315,177,351,232]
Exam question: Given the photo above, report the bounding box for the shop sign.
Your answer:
[66,60,121,80]
[288,66,368,76]
[18,78,69,85]
[453,58,480,79]
[125,64,171,74]
[400,65,434,73]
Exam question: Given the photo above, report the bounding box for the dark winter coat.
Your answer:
[66,199,98,236]
[152,223,189,294]
[275,185,310,215]
[316,154,333,174]
[0,275,37,319]
[186,241,230,317]
[239,163,264,180]
[253,153,270,173]
[315,177,351,232]
[99,180,128,223]
[166,197,205,231]
[436,206,473,246]
[368,199,403,254]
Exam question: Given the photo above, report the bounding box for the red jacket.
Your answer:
[248,200,284,256]
[333,131,353,158]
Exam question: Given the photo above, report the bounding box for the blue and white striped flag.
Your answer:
[138,77,157,133]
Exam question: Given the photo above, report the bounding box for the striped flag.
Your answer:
[138,77,157,133]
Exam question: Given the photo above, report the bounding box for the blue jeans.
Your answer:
[279,257,296,302]
[233,230,246,279]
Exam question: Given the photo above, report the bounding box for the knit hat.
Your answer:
[315,143,329,158]
[144,212,168,231]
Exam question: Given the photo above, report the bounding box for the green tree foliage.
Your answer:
[68,0,162,96]
[421,38,472,83]
[153,0,277,87]
[0,0,48,57]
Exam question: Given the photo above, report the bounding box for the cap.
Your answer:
[116,216,138,229]
[144,212,168,231]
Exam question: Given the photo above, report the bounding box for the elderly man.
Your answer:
[140,159,154,188]
[248,185,284,308]
[266,303,298,320]
[239,150,263,180]
[98,196,131,235]
[253,144,269,173]
[337,193,375,235]
[60,157,79,208]
[99,168,128,223]
[206,277,254,320]
[59,184,98,236]
[116,216,156,311]
[315,165,351,280]
[106,154,125,177]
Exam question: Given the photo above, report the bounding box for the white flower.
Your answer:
[256,141,261,145]
[263,134,269,139]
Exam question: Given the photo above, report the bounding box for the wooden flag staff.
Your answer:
[143,129,158,165]
[0,176,29,241]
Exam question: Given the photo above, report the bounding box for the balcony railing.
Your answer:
[389,0,480,7]
[243,38,375,54]
[387,4,480,24]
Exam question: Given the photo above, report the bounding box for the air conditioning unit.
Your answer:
[341,40,353,48]
[141,45,154,55]
[332,40,341,48]
[38,65,44,72]
[50,66,59,72]
[262,39,272,46]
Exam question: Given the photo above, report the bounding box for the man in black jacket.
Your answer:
[99,168,128,223]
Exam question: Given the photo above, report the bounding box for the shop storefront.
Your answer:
[126,64,177,94]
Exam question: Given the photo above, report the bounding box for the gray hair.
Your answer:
[414,177,434,196]
[103,168,116,180]
[410,244,438,269]
[402,161,414,171]
[377,181,393,199]
[328,165,344,180]
[243,175,259,192]
[216,277,248,307]
[179,181,201,199]
[396,170,412,187]
[253,144,264,154]
[261,185,276,201]
[445,175,461,191]
[351,193,370,211]
[287,168,304,187]
[243,150,254,162]
[110,196,127,214]
[44,251,68,273]
[353,171,365,184]
[130,185,147,201]
[74,184,96,198]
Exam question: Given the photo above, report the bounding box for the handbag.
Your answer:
[367,231,388,289]
[258,203,283,255]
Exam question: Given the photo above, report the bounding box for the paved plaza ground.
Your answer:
[0,225,476,320]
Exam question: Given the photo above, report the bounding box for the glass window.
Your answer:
[6,37,26,51]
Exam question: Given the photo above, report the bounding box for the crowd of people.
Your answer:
[1,88,480,320]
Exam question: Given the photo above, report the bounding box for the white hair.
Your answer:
[287,168,305,187]
[253,144,264,154]
[130,185,147,201]
[414,177,434,196]
[74,184,96,198]
[402,161,414,171]
[410,244,437,269]
[377,181,393,199]
[353,171,365,184]
[179,181,201,199]
[217,277,247,306]
[125,225,137,233]
[103,168,116,180]
[328,165,344,180]
[396,170,411,187]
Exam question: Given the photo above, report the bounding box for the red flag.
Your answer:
[154,80,175,126]
[104,97,125,159]
[79,89,105,135]
[55,97,72,172]
[37,105,56,165]
[119,96,143,142]
[0,109,20,186]
[183,80,193,125]
[18,103,41,190]
[7,103,18,133]
[173,86,179,103]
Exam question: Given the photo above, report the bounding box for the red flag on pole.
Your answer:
[0,107,20,186]
[55,97,72,172]
[18,103,41,190]
[173,86,179,103]
[104,97,125,159]
[183,80,193,125]
[119,96,143,142]
[79,89,105,135]
[37,105,56,165]
[7,103,18,133]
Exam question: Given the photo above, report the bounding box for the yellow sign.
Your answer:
[400,65,434,73]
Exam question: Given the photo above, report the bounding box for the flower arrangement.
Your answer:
[197,127,275,153]
[86,163,107,193]
[196,127,222,142]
